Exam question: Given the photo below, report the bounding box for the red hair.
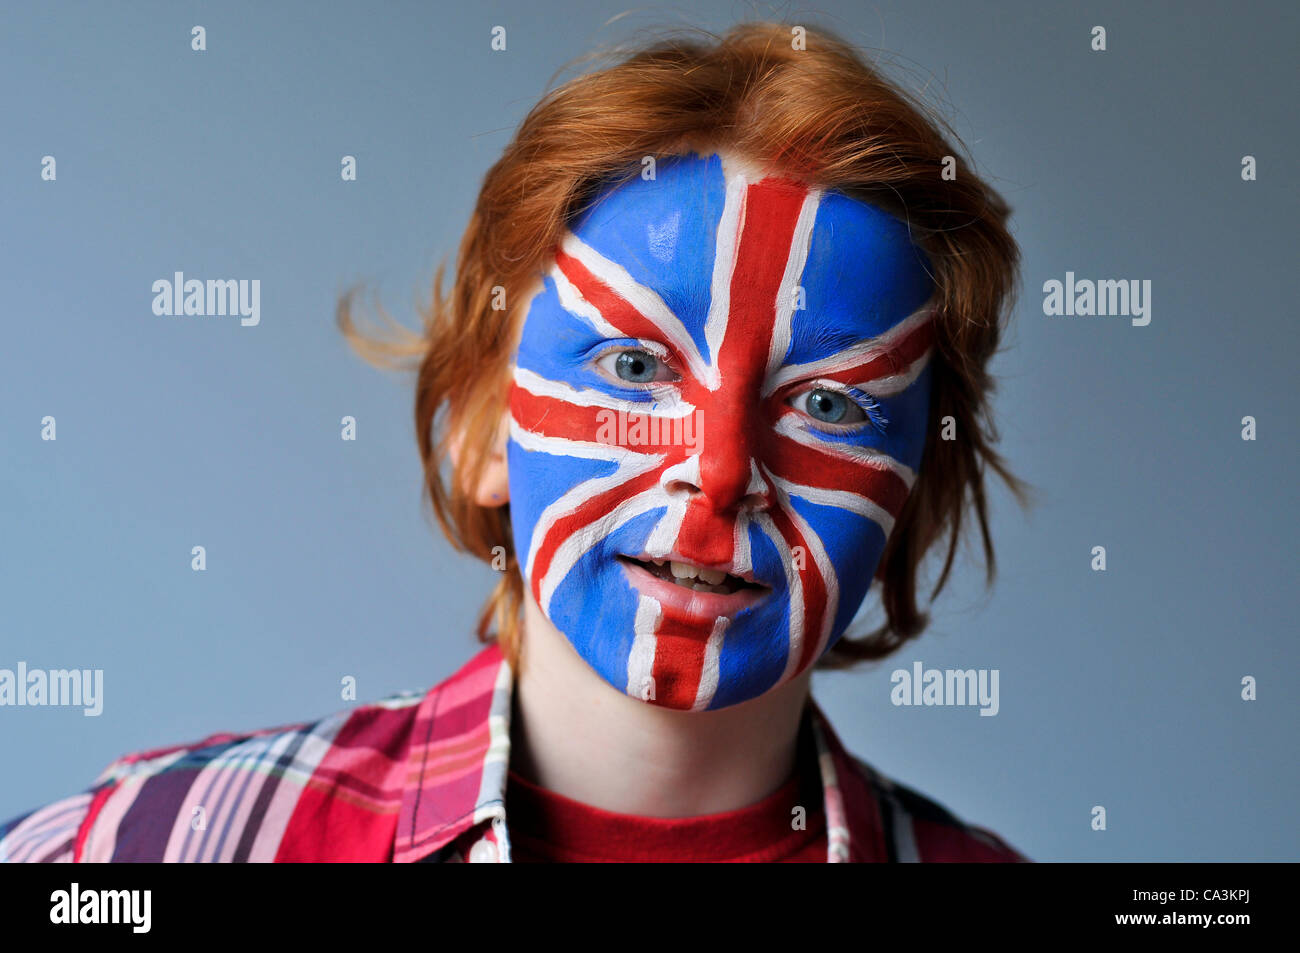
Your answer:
[338,21,1032,672]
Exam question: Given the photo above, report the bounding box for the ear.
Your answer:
[448,407,511,507]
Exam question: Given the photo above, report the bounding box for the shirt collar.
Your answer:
[394,643,885,862]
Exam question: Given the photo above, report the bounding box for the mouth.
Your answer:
[617,555,764,594]
[616,554,771,620]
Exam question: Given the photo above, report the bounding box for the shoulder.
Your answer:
[0,687,428,863]
[808,699,1030,863]
[847,755,1030,863]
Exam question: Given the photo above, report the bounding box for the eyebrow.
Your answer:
[761,303,937,398]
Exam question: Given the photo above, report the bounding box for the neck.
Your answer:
[509,592,813,817]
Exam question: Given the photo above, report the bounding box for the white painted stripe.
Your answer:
[538,482,670,613]
[702,162,748,384]
[513,366,695,419]
[752,511,805,681]
[625,595,663,698]
[732,509,752,578]
[508,418,656,466]
[773,414,916,486]
[550,256,619,334]
[761,470,842,667]
[520,448,663,583]
[762,300,936,398]
[759,465,842,676]
[852,346,933,397]
[767,190,823,383]
[643,456,695,558]
[766,468,896,539]
[558,232,716,389]
[690,617,728,711]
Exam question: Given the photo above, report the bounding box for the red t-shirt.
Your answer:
[505,733,827,863]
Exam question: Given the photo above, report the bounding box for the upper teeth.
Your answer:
[669,560,727,586]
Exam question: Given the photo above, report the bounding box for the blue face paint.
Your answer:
[506,150,935,710]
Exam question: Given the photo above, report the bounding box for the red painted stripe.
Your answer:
[511,386,694,456]
[764,498,829,674]
[555,249,665,343]
[528,466,664,604]
[815,316,934,387]
[766,427,912,519]
[695,181,808,511]
[650,605,712,709]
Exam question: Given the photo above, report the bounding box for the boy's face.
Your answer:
[505,150,935,710]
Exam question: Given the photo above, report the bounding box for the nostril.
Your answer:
[661,477,703,497]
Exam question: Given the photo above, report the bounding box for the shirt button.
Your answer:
[468,838,498,864]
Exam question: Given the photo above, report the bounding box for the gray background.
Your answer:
[1,0,1295,861]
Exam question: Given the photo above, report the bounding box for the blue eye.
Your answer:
[617,351,658,383]
[789,386,887,433]
[802,389,861,424]
[595,347,679,386]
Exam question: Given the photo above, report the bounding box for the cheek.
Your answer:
[504,411,631,595]
[802,499,892,643]
[876,363,934,474]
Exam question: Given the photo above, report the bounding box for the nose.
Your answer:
[661,400,769,515]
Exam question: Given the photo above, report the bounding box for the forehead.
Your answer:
[563,151,933,363]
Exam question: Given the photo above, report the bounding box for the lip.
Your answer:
[617,555,771,622]
[620,549,765,586]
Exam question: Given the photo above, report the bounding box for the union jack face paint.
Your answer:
[506,150,936,711]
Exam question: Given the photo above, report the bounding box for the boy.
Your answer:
[1,22,1028,863]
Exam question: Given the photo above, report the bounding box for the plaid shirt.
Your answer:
[0,643,1027,863]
